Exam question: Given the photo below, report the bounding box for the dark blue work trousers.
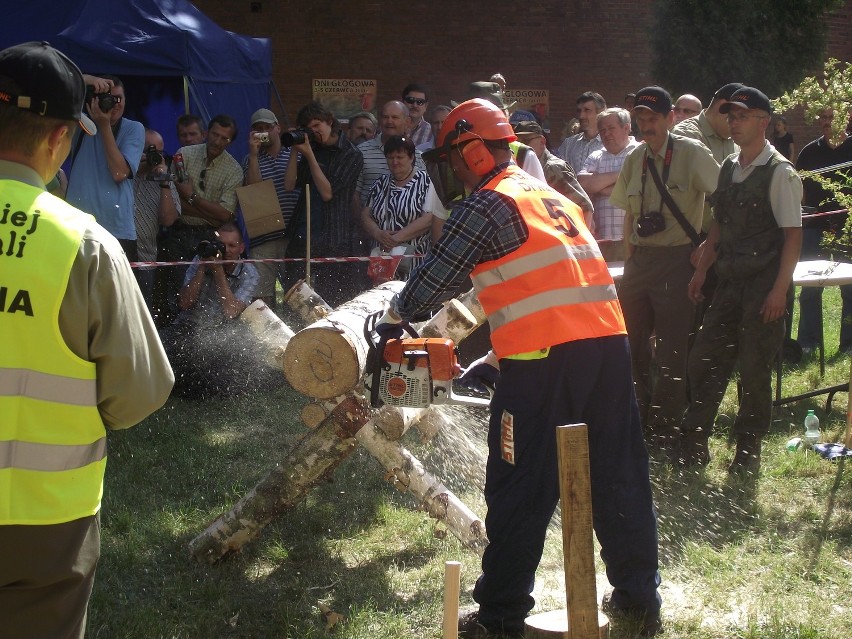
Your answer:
[473,335,661,634]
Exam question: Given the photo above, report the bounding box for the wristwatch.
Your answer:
[187,192,198,205]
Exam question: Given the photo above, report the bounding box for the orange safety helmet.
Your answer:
[427,98,517,160]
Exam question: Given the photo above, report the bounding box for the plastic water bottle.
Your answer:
[804,410,821,446]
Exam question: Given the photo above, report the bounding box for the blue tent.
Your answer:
[0,0,273,159]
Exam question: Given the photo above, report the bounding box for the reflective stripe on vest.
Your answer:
[0,181,105,525]
[471,165,625,358]
[0,368,97,405]
[0,437,106,471]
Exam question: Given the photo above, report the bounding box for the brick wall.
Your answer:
[192,0,851,148]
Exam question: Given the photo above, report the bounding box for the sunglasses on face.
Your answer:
[404,96,427,106]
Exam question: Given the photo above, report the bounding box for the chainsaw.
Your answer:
[365,314,491,409]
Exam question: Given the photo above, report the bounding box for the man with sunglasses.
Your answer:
[65,73,145,260]
[162,114,243,320]
[402,83,433,147]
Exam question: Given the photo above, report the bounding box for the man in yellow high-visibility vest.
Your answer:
[0,42,174,638]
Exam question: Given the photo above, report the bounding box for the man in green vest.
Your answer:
[0,42,174,638]
[677,87,802,473]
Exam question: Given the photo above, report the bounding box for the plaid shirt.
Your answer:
[177,143,243,225]
[582,139,640,241]
[395,162,526,320]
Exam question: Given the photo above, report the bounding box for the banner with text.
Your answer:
[505,89,550,129]
[313,79,377,123]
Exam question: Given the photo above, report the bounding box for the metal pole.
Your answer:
[305,186,312,286]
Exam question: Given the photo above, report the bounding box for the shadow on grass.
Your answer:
[87,388,448,638]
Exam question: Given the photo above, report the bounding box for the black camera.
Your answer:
[84,85,117,113]
[281,128,309,147]
[196,239,226,259]
[635,211,666,238]
[144,144,164,168]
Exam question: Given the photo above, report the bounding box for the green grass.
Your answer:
[88,287,852,638]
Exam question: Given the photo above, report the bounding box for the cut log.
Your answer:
[188,396,371,563]
[283,279,333,325]
[355,412,489,555]
[416,298,481,344]
[239,299,295,369]
[283,281,405,399]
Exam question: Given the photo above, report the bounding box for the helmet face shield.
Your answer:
[425,153,466,210]
[422,99,516,207]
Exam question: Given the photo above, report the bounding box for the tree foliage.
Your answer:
[650,0,842,102]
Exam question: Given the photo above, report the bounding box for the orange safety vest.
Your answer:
[470,164,626,359]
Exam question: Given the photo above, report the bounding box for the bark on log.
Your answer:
[239,300,295,369]
[188,395,371,563]
[355,412,489,555]
[283,279,333,325]
[283,281,405,399]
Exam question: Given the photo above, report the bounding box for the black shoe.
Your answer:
[728,434,762,475]
[458,610,525,638]
[601,591,663,637]
[674,431,710,468]
[458,610,490,639]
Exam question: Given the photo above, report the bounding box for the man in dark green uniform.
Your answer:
[677,87,802,473]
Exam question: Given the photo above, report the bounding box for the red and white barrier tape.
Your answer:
[129,254,424,268]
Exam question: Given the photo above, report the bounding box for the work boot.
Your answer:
[601,591,663,637]
[458,610,490,639]
[674,430,711,468]
[728,434,762,475]
[458,610,525,638]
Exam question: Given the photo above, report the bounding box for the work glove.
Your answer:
[374,307,406,341]
[459,350,500,395]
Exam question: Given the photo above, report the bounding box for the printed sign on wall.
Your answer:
[312,79,377,123]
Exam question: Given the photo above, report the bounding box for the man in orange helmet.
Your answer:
[377,98,662,637]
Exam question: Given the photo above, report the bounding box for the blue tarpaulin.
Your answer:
[0,0,273,159]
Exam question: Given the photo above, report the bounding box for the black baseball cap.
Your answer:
[719,87,773,114]
[712,82,745,102]
[0,41,96,135]
[632,86,672,115]
[512,120,544,137]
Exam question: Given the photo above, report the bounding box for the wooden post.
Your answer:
[524,424,609,639]
[845,356,852,448]
[443,561,462,639]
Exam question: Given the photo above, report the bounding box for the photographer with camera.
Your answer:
[609,86,720,453]
[133,128,180,317]
[159,222,269,398]
[283,101,363,305]
[65,73,145,259]
[242,108,300,310]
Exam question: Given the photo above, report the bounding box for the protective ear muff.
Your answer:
[461,139,496,176]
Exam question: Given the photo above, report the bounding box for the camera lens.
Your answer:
[98,94,116,112]
[281,129,307,147]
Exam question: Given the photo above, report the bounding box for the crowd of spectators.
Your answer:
[57,71,851,450]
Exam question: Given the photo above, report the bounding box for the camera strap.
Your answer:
[643,137,701,247]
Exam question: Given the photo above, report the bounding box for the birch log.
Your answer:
[283,279,333,325]
[356,413,489,555]
[283,281,405,399]
[239,300,295,369]
[188,395,371,563]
